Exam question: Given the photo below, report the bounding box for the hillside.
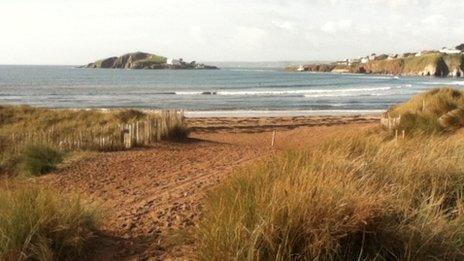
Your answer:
[289,52,464,77]
[363,53,463,77]
[84,52,218,70]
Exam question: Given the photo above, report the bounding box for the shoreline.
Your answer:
[183,109,384,118]
[1,104,385,118]
[187,114,380,133]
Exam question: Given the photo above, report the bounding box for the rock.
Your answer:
[100,57,118,68]
[456,43,464,52]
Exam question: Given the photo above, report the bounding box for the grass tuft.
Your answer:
[387,87,464,133]
[197,128,464,260]
[163,125,191,142]
[0,181,100,260]
[20,144,64,176]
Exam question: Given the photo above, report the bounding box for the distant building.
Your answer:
[297,65,305,72]
[167,58,182,66]
[361,57,370,64]
[415,51,422,57]
[387,54,398,60]
[337,59,350,66]
[403,53,416,58]
[440,47,462,54]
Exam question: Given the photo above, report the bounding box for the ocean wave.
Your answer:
[304,93,389,98]
[172,86,395,97]
[422,81,464,86]
[216,87,393,96]
[175,91,217,95]
[352,75,400,80]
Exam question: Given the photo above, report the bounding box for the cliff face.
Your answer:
[362,53,455,77]
[290,53,464,77]
[84,52,218,70]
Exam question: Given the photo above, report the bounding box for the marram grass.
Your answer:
[0,181,101,260]
[197,129,464,260]
[387,87,464,133]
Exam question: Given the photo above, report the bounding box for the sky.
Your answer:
[1,0,463,65]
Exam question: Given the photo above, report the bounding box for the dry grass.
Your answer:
[197,127,464,260]
[0,106,187,175]
[387,87,464,133]
[0,180,100,260]
[20,144,64,176]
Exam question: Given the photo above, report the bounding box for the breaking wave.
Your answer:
[173,86,394,97]
[422,81,464,86]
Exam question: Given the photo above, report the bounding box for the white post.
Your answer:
[271,130,276,147]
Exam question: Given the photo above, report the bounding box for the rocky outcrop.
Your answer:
[83,52,219,70]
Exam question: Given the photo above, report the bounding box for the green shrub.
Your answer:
[0,182,100,260]
[21,144,63,176]
[163,125,190,142]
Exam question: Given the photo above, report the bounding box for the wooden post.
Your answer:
[402,130,405,139]
[271,130,276,147]
[135,121,139,145]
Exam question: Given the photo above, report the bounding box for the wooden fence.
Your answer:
[380,115,401,130]
[2,110,184,153]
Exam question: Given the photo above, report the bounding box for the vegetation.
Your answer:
[20,144,64,176]
[0,181,100,260]
[163,124,191,142]
[363,53,458,76]
[143,54,168,64]
[387,87,464,133]
[0,106,187,176]
[197,88,464,260]
[197,127,464,260]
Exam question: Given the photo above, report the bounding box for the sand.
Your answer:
[39,115,379,260]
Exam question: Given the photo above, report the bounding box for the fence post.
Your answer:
[271,130,276,147]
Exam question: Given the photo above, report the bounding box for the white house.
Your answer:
[415,51,422,57]
[167,58,182,66]
[361,57,370,64]
[440,48,462,54]
[387,54,398,60]
[297,65,305,72]
[337,59,349,66]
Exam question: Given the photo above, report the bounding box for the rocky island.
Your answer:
[288,43,464,77]
[83,52,218,70]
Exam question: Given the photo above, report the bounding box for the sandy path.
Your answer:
[41,140,264,259]
[40,119,376,260]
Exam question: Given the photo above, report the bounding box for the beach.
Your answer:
[37,115,376,259]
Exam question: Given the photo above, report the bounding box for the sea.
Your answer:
[1,64,463,117]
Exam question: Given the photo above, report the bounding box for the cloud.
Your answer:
[320,20,352,34]
[271,20,297,32]
[0,0,463,63]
